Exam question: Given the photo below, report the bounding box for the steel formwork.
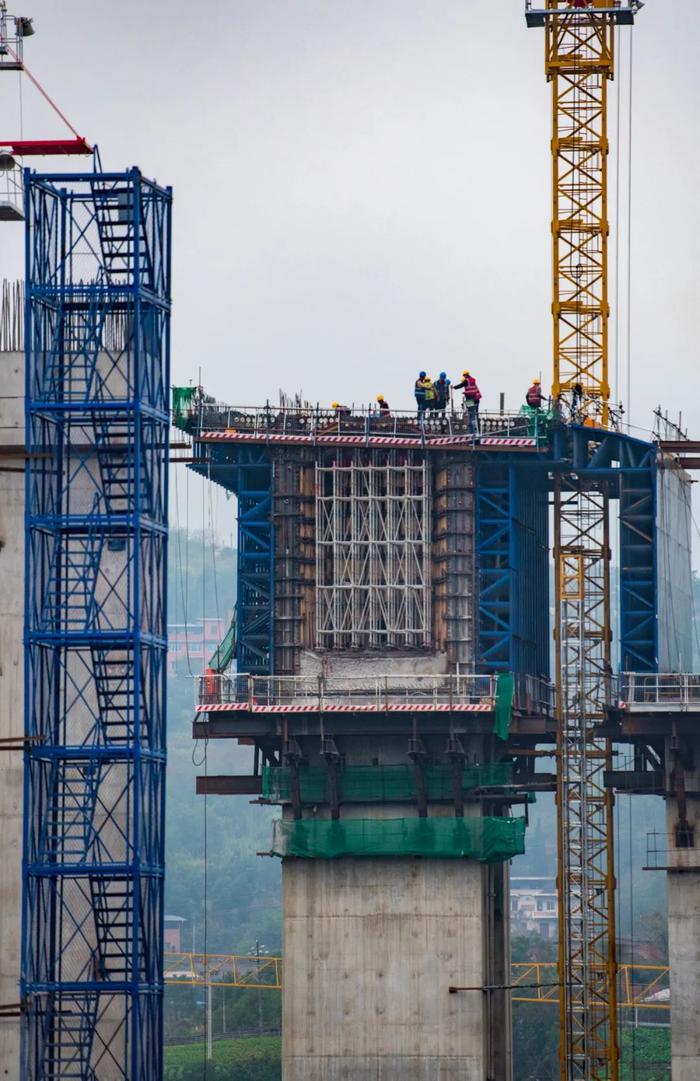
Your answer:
[22,168,171,1081]
[315,456,431,650]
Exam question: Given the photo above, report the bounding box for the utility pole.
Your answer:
[256,940,263,1035]
[207,981,213,1060]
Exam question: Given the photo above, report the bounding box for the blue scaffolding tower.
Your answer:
[22,168,171,1080]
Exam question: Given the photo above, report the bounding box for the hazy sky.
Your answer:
[1,1,699,536]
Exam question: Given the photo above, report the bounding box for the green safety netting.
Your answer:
[172,386,197,426]
[270,815,526,862]
[262,762,513,804]
[519,403,555,439]
[210,606,237,672]
[494,673,515,740]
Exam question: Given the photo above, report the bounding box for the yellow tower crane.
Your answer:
[525,2,643,1080]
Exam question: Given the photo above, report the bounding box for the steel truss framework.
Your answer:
[555,475,617,1081]
[315,456,431,650]
[547,3,613,425]
[537,5,637,1080]
[235,447,274,675]
[22,168,171,1081]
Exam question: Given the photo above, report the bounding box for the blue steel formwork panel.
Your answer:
[22,169,171,1081]
[187,442,275,676]
[555,425,659,673]
[616,436,657,672]
[236,448,274,675]
[475,462,513,672]
[475,461,549,677]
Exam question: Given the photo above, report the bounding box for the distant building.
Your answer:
[168,616,227,675]
[164,914,187,953]
[511,875,558,940]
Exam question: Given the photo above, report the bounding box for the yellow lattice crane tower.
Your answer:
[525,2,643,1080]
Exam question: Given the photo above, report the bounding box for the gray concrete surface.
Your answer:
[666,788,700,1081]
[283,856,486,1081]
[0,353,25,1079]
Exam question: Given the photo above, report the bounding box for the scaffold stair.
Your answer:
[91,182,153,287]
[90,877,134,980]
[93,417,150,516]
[92,649,136,744]
[39,996,98,1081]
[43,761,100,862]
[45,530,101,631]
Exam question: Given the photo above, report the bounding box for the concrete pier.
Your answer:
[283,856,509,1081]
[666,784,700,1081]
[0,354,25,1080]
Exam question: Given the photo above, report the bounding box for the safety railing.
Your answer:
[514,674,555,717]
[174,401,548,443]
[196,671,557,714]
[163,951,669,1008]
[619,673,700,711]
[511,962,669,1010]
[196,672,498,710]
[164,951,282,990]
[645,829,700,872]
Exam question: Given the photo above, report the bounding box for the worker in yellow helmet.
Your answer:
[526,378,546,409]
[331,401,350,415]
[376,393,391,417]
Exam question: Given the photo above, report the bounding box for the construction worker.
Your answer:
[571,383,583,418]
[202,667,218,705]
[453,369,482,435]
[331,400,351,416]
[376,394,391,417]
[526,378,546,409]
[433,372,451,412]
[414,371,432,416]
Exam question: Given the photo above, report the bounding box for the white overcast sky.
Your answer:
[1,0,699,542]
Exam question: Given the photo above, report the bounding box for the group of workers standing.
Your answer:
[414,370,481,432]
[413,370,546,434]
[331,372,547,435]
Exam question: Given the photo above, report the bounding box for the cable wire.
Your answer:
[5,43,83,138]
[614,22,621,407]
[626,28,634,426]
[173,461,194,676]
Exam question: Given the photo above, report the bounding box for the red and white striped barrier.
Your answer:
[196,701,493,714]
[480,437,535,447]
[195,702,248,713]
[198,431,536,451]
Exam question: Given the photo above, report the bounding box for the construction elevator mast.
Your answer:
[526,2,642,1079]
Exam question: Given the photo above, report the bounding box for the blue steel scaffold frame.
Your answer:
[188,444,274,675]
[22,167,172,1081]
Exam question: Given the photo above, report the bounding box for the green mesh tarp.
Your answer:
[520,403,554,440]
[262,762,513,804]
[271,815,526,863]
[172,386,197,427]
[210,606,237,672]
[494,673,515,740]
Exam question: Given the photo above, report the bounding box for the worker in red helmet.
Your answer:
[526,378,546,409]
[453,369,482,436]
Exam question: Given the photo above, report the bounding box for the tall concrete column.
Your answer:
[0,354,25,1080]
[666,771,700,1081]
[283,855,500,1081]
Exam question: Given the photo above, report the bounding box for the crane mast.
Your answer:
[526,2,642,1079]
